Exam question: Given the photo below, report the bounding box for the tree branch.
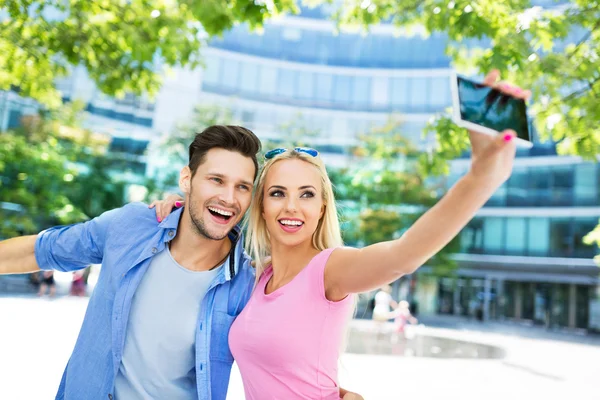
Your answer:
[569,20,600,56]
[562,76,600,102]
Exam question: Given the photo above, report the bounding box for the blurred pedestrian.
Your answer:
[37,270,56,298]
[70,269,86,296]
[394,300,418,337]
[372,285,399,322]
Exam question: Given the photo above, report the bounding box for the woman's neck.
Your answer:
[268,239,320,285]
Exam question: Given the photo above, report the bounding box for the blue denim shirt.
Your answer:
[35,203,255,400]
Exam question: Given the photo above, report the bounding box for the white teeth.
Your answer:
[208,207,233,216]
[280,219,303,226]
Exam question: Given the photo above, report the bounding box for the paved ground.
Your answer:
[0,294,598,400]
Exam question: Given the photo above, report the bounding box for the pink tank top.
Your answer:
[229,248,354,399]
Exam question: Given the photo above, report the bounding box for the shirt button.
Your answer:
[168,230,175,237]
[151,247,158,254]
[108,395,113,400]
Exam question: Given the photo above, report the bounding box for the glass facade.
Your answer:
[461,216,599,258]
[202,56,452,113]
[210,25,452,69]
[61,96,154,128]
[86,105,153,128]
[458,162,600,207]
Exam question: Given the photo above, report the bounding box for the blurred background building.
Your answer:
[1,1,598,331]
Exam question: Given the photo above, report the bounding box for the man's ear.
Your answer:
[179,166,192,194]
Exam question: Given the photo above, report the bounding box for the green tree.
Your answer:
[0,130,85,237]
[1,0,299,107]
[0,103,131,237]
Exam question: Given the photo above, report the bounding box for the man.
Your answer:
[0,125,361,400]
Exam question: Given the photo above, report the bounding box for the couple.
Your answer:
[0,71,528,399]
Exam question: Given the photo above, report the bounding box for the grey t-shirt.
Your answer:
[114,247,222,400]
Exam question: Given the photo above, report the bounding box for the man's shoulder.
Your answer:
[234,250,256,280]
[114,202,159,227]
[121,202,154,216]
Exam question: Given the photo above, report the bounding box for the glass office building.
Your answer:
[3,3,598,330]
[418,158,600,331]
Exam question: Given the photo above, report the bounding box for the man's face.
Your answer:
[179,148,255,241]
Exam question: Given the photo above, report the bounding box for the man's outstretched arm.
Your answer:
[0,235,40,275]
[1,206,123,275]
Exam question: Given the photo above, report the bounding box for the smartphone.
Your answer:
[451,73,533,148]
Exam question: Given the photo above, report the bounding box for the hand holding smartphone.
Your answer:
[451,73,533,148]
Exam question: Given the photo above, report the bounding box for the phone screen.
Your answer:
[457,76,531,143]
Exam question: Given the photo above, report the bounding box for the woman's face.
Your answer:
[262,159,325,249]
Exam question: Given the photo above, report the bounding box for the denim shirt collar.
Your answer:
[158,207,244,281]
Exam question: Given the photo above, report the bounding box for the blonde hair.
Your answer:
[246,149,343,282]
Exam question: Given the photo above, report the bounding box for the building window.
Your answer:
[550,165,574,206]
[221,60,240,90]
[528,218,550,256]
[483,217,505,253]
[461,218,484,253]
[574,163,598,206]
[528,167,551,206]
[507,167,529,206]
[333,75,352,104]
[573,218,598,258]
[277,69,296,98]
[429,76,452,109]
[390,77,409,109]
[549,218,573,257]
[239,63,259,93]
[410,77,429,111]
[315,73,333,102]
[258,65,278,96]
[296,71,315,100]
[505,217,527,255]
[352,76,371,107]
[203,57,221,85]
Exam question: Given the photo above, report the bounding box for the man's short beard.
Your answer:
[188,192,230,241]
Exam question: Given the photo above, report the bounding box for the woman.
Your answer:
[153,71,528,399]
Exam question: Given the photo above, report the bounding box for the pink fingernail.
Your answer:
[175,201,181,207]
[504,134,513,142]
[157,217,162,222]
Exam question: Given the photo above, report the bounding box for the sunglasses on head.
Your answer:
[264,147,319,160]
